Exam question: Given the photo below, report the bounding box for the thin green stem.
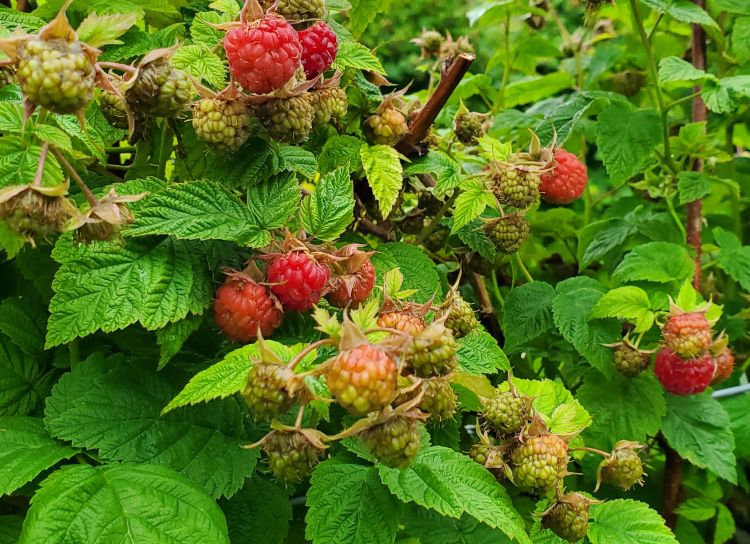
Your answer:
[489,270,505,307]
[628,0,677,173]
[69,339,79,370]
[647,12,664,42]
[496,10,512,112]
[157,122,173,180]
[104,145,138,153]
[514,253,534,283]
[665,92,701,113]
[415,191,458,245]
[665,195,687,240]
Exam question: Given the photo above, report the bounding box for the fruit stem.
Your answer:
[52,147,99,208]
[569,446,609,458]
[294,403,306,428]
[156,122,173,180]
[286,338,335,370]
[97,62,138,76]
[32,143,50,187]
[513,254,534,283]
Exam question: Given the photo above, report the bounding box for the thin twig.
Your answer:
[470,272,502,340]
[395,53,475,156]
[33,143,49,186]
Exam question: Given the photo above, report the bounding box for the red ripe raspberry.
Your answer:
[327,344,397,414]
[654,348,715,395]
[267,251,330,312]
[214,275,283,342]
[711,347,735,385]
[224,15,302,94]
[662,311,712,359]
[539,149,588,204]
[298,21,338,80]
[325,247,376,308]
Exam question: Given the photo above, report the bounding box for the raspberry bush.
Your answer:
[0,0,748,543]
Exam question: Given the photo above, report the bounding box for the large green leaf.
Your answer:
[300,168,355,241]
[502,282,556,349]
[127,180,268,245]
[456,330,509,375]
[714,228,750,292]
[589,499,678,544]
[401,506,513,544]
[552,277,620,378]
[246,172,300,232]
[0,416,76,495]
[506,378,591,436]
[589,286,655,333]
[305,459,400,544]
[19,464,230,544]
[222,475,292,544]
[0,334,44,416]
[378,446,530,544]
[371,242,442,302]
[577,371,666,450]
[46,236,212,348]
[661,394,737,484]
[612,242,694,284]
[596,105,661,186]
[44,354,257,498]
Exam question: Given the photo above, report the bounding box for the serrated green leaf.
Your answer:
[714,228,750,292]
[589,499,678,544]
[0,102,23,132]
[613,242,694,284]
[719,393,750,458]
[0,515,22,544]
[305,459,400,544]
[552,277,619,378]
[505,378,591,436]
[171,44,226,88]
[0,416,76,495]
[456,329,509,375]
[714,503,735,544]
[278,144,317,178]
[502,282,556,349]
[127,180,267,245]
[346,0,394,37]
[360,144,403,218]
[658,56,715,85]
[451,179,496,233]
[19,464,230,544]
[0,222,25,258]
[246,172,300,231]
[0,334,43,416]
[676,497,717,522]
[222,475,292,544]
[0,142,63,188]
[661,393,737,484]
[577,372,665,450]
[191,11,233,47]
[46,236,212,348]
[156,315,203,369]
[476,136,512,162]
[590,286,654,333]
[75,12,138,47]
[33,124,72,150]
[404,151,461,197]
[454,219,496,261]
[371,242,441,303]
[0,296,47,356]
[163,341,295,412]
[402,506,513,544]
[45,355,257,498]
[504,72,574,108]
[332,40,385,74]
[378,446,530,544]
[318,135,363,174]
[596,105,661,186]
[641,0,718,28]
[300,167,355,241]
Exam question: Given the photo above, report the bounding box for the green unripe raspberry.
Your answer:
[365,106,408,146]
[193,98,251,153]
[17,37,95,113]
[492,165,540,209]
[454,110,488,145]
[613,343,650,377]
[261,0,325,21]
[312,87,348,128]
[541,493,591,542]
[444,295,479,338]
[469,443,490,465]
[126,60,192,117]
[419,378,457,422]
[0,189,75,240]
[99,91,129,129]
[599,443,644,490]
[485,214,530,254]
[242,362,296,421]
[510,434,568,494]
[482,391,531,436]
[259,94,315,144]
[404,322,458,377]
[363,416,421,468]
[263,431,322,482]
